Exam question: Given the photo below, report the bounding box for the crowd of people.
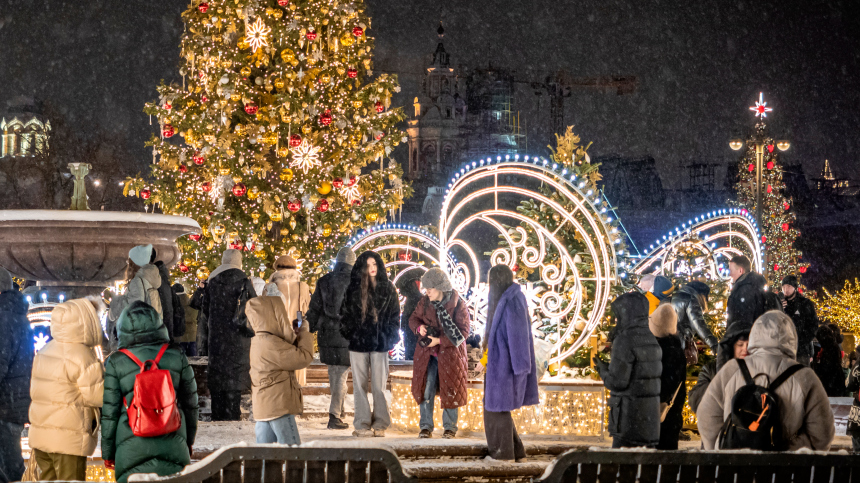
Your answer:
[600,254,851,452]
[0,244,856,481]
[0,242,545,482]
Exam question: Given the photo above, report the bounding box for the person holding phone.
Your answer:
[264,256,311,385]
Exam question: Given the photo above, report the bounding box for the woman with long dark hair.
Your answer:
[340,251,400,437]
[482,265,539,460]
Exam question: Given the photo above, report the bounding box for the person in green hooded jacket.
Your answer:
[100,301,199,483]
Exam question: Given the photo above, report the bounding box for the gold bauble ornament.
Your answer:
[277,146,290,157]
[301,124,312,134]
[322,224,332,237]
[271,9,283,19]
[317,241,325,250]
[251,211,261,222]
[232,175,242,184]
[291,234,300,241]
[248,186,260,200]
[211,223,226,236]
[280,49,296,63]
[365,212,378,222]
[230,93,242,102]
[219,167,231,176]
[176,181,183,188]
[352,100,363,109]
[221,59,232,69]
[317,181,332,195]
[226,148,236,156]
[270,211,283,222]
[274,78,285,89]
[336,67,346,76]
[240,66,252,77]
[254,248,266,258]
[340,32,355,46]
[279,168,294,181]
[319,74,331,84]
[186,99,196,108]
[263,131,279,145]
[196,267,210,280]
[289,217,297,230]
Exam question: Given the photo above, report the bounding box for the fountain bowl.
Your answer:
[0,210,200,297]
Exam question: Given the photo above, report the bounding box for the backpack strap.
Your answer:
[769,364,804,391]
[118,349,144,369]
[153,344,169,365]
[736,359,754,386]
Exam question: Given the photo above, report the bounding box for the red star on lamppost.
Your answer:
[750,92,773,118]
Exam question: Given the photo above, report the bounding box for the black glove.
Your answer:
[593,356,609,375]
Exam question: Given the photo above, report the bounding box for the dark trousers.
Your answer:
[180,342,198,357]
[0,422,24,483]
[211,391,243,421]
[483,410,525,460]
[33,449,87,481]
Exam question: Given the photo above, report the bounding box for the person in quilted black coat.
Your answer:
[594,291,663,448]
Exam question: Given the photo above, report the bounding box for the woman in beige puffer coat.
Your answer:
[246,294,313,444]
[697,310,834,451]
[29,298,105,481]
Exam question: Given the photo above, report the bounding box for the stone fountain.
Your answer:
[0,164,199,298]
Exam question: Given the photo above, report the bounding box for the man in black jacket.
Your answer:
[594,292,662,448]
[395,271,423,361]
[669,281,719,352]
[781,275,818,366]
[151,248,185,342]
[726,255,772,333]
[0,268,33,483]
[305,247,355,430]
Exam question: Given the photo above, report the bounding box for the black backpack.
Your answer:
[718,359,804,451]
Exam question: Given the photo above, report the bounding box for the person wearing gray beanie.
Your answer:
[410,267,470,439]
[421,268,453,293]
[335,247,357,266]
[305,245,357,430]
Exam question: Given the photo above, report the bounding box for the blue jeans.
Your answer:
[419,357,458,432]
[255,414,301,445]
[180,342,198,357]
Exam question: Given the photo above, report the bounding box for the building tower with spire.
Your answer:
[815,159,849,191]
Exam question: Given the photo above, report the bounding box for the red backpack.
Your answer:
[119,344,181,437]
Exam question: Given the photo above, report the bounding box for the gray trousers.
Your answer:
[349,351,390,431]
[328,364,350,419]
[483,410,525,460]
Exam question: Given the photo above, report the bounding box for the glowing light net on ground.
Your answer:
[631,208,764,280]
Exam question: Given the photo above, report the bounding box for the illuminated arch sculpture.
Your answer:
[631,208,764,281]
[350,155,623,364]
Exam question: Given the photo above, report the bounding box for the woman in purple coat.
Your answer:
[482,265,540,460]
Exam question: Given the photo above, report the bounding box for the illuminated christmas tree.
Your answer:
[731,94,806,287]
[812,279,860,333]
[131,0,410,280]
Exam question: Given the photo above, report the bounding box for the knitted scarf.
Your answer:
[433,292,465,347]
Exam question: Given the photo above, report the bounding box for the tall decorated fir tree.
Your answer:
[133,0,409,280]
[731,97,806,288]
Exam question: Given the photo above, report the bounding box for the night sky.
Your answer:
[2,0,858,188]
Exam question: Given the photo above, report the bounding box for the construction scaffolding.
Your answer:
[462,68,527,161]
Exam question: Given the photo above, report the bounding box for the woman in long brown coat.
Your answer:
[409,268,471,439]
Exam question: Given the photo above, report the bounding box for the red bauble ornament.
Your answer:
[164,102,172,110]
[799,266,808,274]
[198,2,209,13]
[287,200,301,212]
[317,198,330,212]
[375,101,384,113]
[162,124,175,138]
[784,202,790,210]
[244,102,258,115]
[306,30,318,41]
[179,165,188,173]
[767,185,773,193]
[193,154,205,165]
[375,132,385,140]
[748,164,755,173]
[761,235,767,243]
[348,175,357,187]
[767,144,774,153]
[353,26,364,37]
[351,199,361,206]
[201,96,208,103]
[232,183,247,197]
[398,251,412,262]
[201,182,212,192]
[289,134,302,147]
[332,177,344,188]
[512,264,520,273]
[319,110,333,126]
[179,263,189,273]
[773,263,780,271]
[781,222,789,231]
[766,161,774,170]
[277,0,289,5]
[347,68,358,78]
[140,189,151,200]
[189,234,202,242]
[230,242,244,250]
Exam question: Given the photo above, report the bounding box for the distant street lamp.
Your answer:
[729,93,789,233]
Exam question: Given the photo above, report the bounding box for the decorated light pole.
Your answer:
[730,93,803,285]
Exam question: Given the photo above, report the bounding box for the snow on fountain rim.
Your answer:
[0,210,200,228]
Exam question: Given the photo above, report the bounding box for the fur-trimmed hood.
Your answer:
[649,303,678,338]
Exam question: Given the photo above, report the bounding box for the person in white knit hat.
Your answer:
[107,244,162,351]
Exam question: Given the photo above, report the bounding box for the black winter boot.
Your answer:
[327,414,349,430]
